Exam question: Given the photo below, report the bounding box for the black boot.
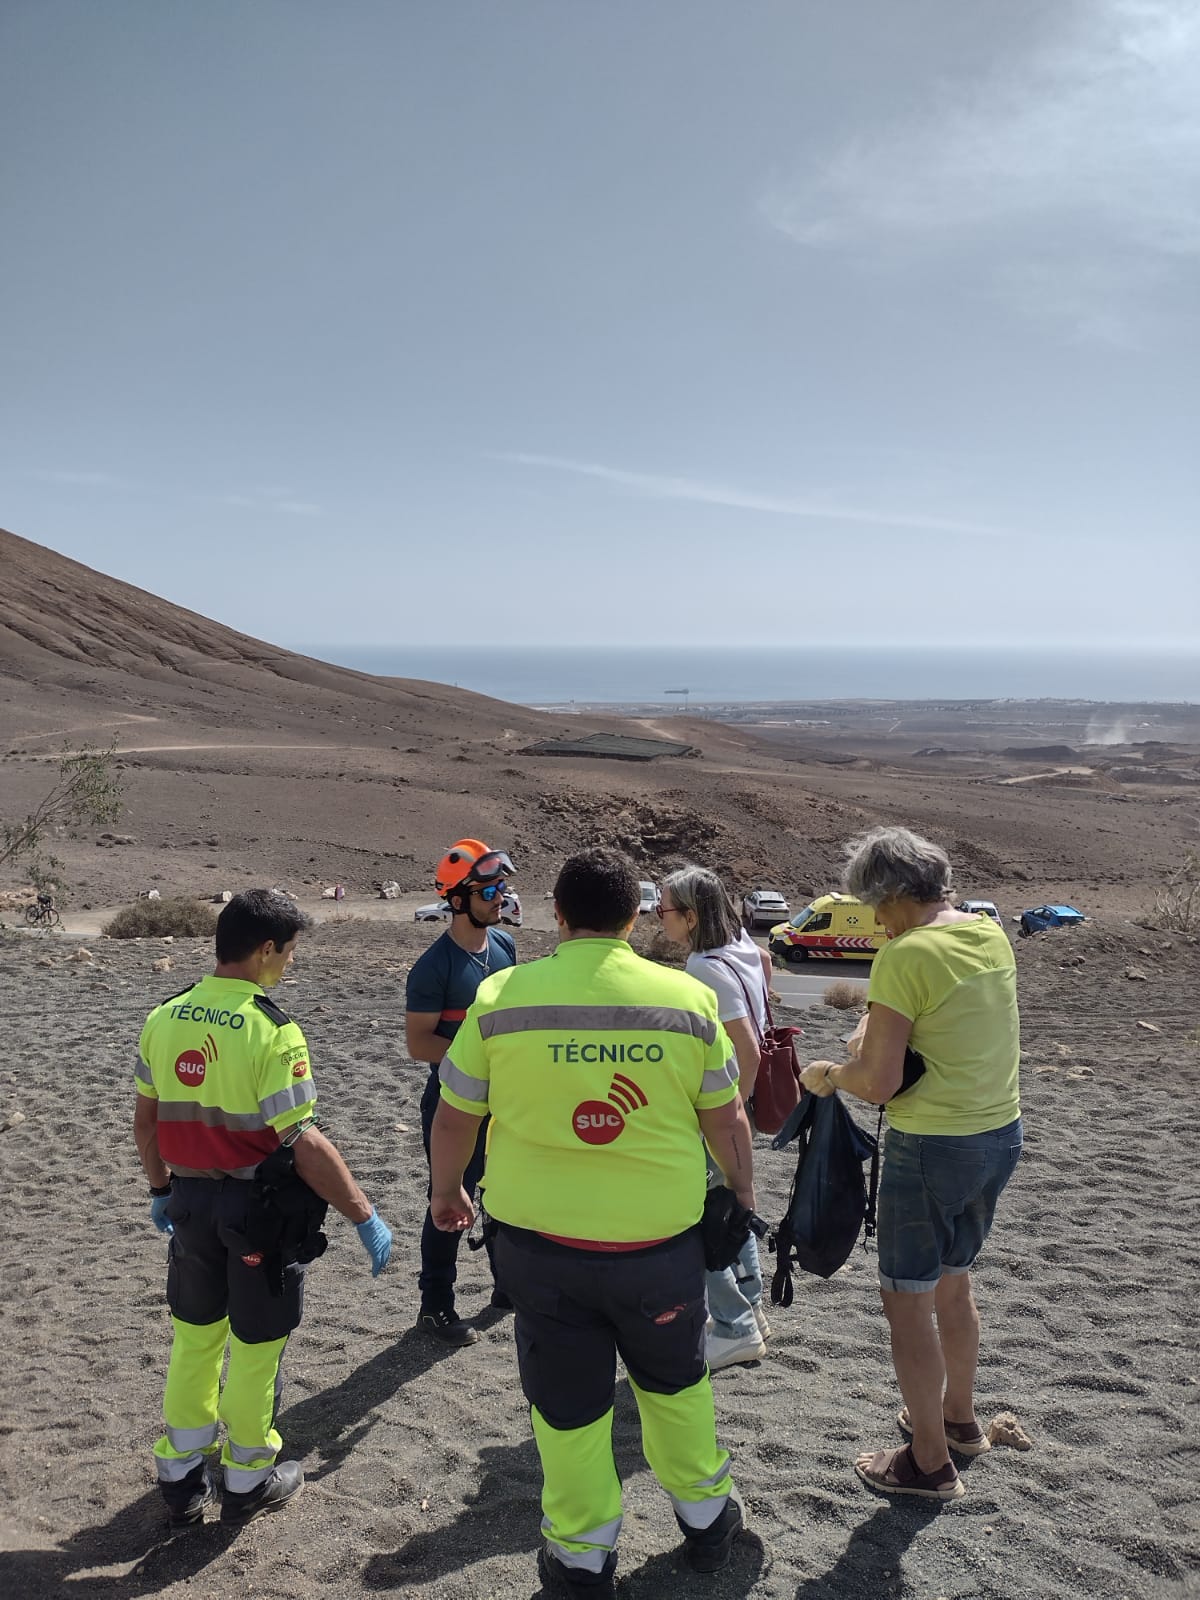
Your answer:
[160,1461,214,1529]
[537,1543,617,1596]
[416,1304,479,1346]
[220,1460,304,1526]
[680,1491,744,1573]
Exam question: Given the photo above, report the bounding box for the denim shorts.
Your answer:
[877,1118,1023,1293]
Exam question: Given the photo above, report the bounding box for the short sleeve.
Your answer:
[867,941,928,1024]
[256,1021,319,1135]
[439,1004,490,1115]
[406,942,448,1013]
[686,955,749,1023]
[693,1020,740,1110]
[135,1014,158,1099]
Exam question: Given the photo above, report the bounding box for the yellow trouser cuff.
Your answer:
[530,1405,623,1566]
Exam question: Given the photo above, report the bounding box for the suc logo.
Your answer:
[572,1073,648,1145]
[175,1050,206,1086]
[174,1034,218,1087]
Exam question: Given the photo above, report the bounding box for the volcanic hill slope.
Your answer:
[0,524,1194,914]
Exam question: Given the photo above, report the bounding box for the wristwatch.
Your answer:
[148,1182,172,1198]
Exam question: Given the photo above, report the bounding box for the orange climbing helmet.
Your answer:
[434,838,516,900]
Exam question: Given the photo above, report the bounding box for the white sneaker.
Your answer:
[706,1330,766,1371]
[752,1303,772,1342]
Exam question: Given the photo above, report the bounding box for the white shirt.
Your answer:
[686,931,768,1033]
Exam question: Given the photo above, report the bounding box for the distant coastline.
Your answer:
[307,644,1200,708]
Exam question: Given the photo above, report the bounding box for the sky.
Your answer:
[1,0,1197,651]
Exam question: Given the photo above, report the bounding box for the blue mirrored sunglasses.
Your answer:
[470,881,507,902]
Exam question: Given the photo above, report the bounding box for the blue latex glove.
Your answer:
[151,1194,174,1235]
[356,1208,392,1277]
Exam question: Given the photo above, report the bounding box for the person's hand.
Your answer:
[355,1208,393,1277]
[800,1061,839,1098]
[150,1194,174,1234]
[431,1186,475,1233]
[733,1185,758,1215]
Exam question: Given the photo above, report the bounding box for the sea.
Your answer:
[307,645,1200,708]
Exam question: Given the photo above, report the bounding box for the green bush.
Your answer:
[103,898,219,940]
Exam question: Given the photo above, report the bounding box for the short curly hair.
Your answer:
[843,826,953,907]
[553,848,640,934]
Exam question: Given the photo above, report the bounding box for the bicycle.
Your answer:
[25,901,61,930]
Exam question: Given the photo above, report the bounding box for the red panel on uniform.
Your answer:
[158,1122,279,1172]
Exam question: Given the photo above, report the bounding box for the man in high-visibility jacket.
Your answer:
[430,849,754,1595]
[134,889,394,1528]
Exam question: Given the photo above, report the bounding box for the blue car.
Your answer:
[1019,904,1086,936]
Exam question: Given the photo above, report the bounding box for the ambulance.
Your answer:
[768,893,887,963]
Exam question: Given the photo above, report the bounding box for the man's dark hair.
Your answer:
[554,848,640,934]
[216,889,313,963]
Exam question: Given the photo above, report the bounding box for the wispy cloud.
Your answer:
[32,468,124,488]
[223,488,322,517]
[495,452,995,538]
[760,0,1200,344]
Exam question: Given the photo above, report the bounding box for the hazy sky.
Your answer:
[2,1,1197,649]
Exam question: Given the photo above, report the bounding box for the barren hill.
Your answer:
[0,525,557,743]
[1,527,1193,918]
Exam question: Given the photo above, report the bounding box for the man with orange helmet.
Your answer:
[405,839,518,1345]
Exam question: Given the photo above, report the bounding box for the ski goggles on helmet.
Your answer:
[462,850,515,888]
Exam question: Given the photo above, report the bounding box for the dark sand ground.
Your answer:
[2,915,1197,1600]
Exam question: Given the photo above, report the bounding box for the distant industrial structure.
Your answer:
[521,731,698,763]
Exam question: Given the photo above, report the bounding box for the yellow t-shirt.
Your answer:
[441,938,739,1241]
[868,917,1020,1136]
[136,976,317,1177]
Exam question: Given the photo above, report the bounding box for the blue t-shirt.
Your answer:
[405,928,517,1041]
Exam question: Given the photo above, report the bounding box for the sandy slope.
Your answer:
[1,917,1197,1600]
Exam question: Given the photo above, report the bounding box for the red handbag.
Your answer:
[747,995,803,1135]
[704,956,803,1135]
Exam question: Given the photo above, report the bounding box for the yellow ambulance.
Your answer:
[768,893,887,963]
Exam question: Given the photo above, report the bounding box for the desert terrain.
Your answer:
[2,526,1199,1599]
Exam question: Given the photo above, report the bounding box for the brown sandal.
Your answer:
[897,1405,991,1457]
[855,1444,964,1502]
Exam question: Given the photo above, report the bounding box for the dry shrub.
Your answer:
[1149,848,1200,934]
[631,920,685,965]
[104,898,219,939]
[823,979,867,1011]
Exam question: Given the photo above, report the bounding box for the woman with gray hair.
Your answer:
[799,826,1021,1503]
[659,866,774,1372]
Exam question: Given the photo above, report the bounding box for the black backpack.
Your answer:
[768,1093,880,1304]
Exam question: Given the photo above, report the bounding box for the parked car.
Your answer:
[958,899,1002,924]
[414,892,523,928]
[638,881,660,915]
[768,893,886,962]
[1017,904,1085,936]
[742,888,790,930]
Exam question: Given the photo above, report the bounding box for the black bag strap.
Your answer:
[864,1107,884,1242]
[701,953,768,1047]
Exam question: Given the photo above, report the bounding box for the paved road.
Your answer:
[771,964,870,1010]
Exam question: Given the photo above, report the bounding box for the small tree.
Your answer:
[1149,847,1200,935]
[1,742,123,896]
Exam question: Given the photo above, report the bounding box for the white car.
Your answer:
[742,888,790,929]
[638,881,660,915]
[414,892,523,928]
[958,899,1002,925]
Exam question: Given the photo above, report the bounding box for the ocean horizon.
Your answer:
[304,645,1200,708]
